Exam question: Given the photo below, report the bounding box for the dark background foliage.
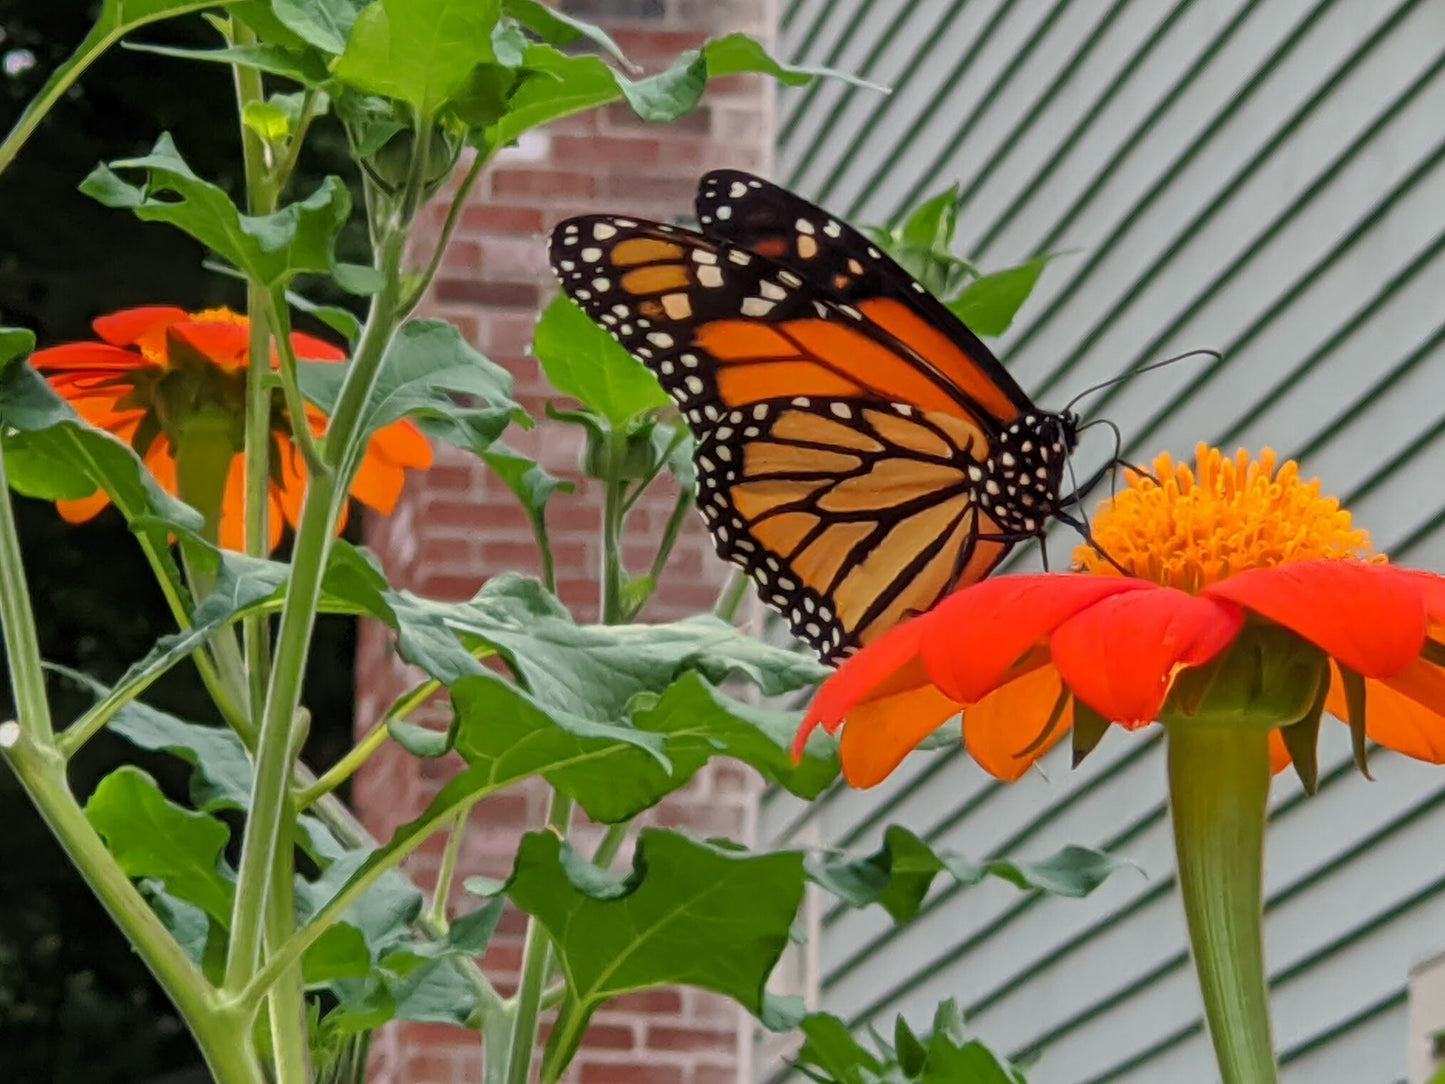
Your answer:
[1,5,366,1078]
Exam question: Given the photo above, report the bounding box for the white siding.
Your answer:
[762,1,1445,1081]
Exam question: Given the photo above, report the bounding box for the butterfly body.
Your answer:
[549,172,1080,664]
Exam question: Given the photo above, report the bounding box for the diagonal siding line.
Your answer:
[776,1,874,146]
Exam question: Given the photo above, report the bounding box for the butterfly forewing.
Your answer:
[696,170,1037,426]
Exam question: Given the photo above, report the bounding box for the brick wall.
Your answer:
[353,2,777,1081]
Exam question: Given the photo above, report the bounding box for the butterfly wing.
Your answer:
[696,169,1037,426]
[549,216,1021,661]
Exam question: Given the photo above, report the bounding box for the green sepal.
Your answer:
[1339,665,1371,779]
[1160,622,1329,734]
[1071,699,1111,768]
[1279,667,1329,795]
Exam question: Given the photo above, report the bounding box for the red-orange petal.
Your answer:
[838,683,962,788]
[93,307,187,346]
[963,664,1071,782]
[795,619,929,757]
[55,490,112,524]
[1322,658,1445,764]
[1050,587,1243,725]
[1206,561,1425,679]
[289,330,346,362]
[919,574,1153,704]
[171,321,249,371]
[31,342,148,373]
[370,420,434,468]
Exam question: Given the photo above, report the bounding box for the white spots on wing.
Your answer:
[741,297,775,317]
[823,220,842,238]
[601,313,617,325]
[985,480,1000,495]
[559,260,575,271]
[693,249,718,265]
[647,332,674,348]
[791,397,810,407]
[967,465,984,482]
[592,222,617,240]
[660,360,675,375]
[684,375,705,396]
[615,218,638,227]
[729,181,749,198]
[1001,452,1016,467]
[839,304,862,320]
[795,218,815,235]
[911,281,925,293]
[778,270,803,287]
[728,250,752,266]
[697,265,725,288]
[717,446,732,462]
[812,300,829,318]
[760,280,787,301]
[592,277,610,291]
[867,246,881,258]
[753,404,769,420]
[580,246,602,262]
[661,293,692,319]
[576,289,592,300]
[716,205,733,220]
[681,353,700,368]
[830,403,852,419]
[847,258,864,275]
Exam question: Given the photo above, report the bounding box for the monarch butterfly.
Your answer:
[549,170,1094,664]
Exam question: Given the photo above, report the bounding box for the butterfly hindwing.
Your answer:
[696,397,1010,660]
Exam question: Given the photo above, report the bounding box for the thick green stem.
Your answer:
[263,807,310,1084]
[505,793,575,1084]
[1167,724,1278,1084]
[224,228,407,998]
[2,734,263,1083]
[0,442,52,742]
[232,14,277,724]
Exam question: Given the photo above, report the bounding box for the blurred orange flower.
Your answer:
[31,305,431,550]
[796,446,1445,787]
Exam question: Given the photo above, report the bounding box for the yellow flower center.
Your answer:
[1072,444,1377,592]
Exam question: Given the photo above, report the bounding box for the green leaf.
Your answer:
[532,295,668,426]
[631,673,836,801]
[794,1013,884,1084]
[297,319,523,461]
[807,826,1124,923]
[0,342,201,537]
[900,184,963,251]
[402,573,827,720]
[122,41,332,86]
[508,829,805,1074]
[272,0,368,54]
[619,50,708,121]
[304,923,374,985]
[333,0,503,116]
[243,99,294,142]
[81,134,350,291]
[448,674,669,823]
[479,442,573,577]
[501,0,633,68]
[86,767,235,926]
[947,257,1049,338]
[702,33,885,91]
[488,47,620,146]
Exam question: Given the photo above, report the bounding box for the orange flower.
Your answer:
[795,446,1445,787]
[31,306,432,550]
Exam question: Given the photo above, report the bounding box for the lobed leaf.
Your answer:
[81,134,350,291]
[807,825,1125,923]
[500,0,634,68]
[85,766,235,926]
[507,829,806,1074]
[272,0,369,54]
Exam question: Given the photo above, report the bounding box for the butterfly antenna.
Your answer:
[1063,348,1221,414]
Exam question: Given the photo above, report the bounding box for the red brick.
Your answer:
[606,989,684,1015]
[461,204,546,235]
[433,279,542,310]
[492,169,596,199]
[552,135,662,168]
[646,1026,736,1054]
[576,1024,639,1051]
[580,1064,684,1084]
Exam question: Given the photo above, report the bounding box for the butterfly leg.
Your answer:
[1052,509,1131,575]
